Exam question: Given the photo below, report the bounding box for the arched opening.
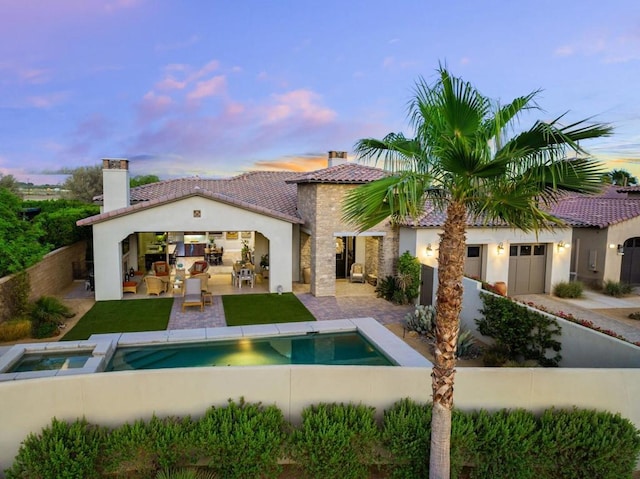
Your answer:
[620,237,640,284]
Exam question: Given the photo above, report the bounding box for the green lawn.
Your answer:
[61,298,173,341]
[222,293,316,326]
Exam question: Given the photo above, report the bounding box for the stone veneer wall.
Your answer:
[296,183,397,296]
[365,237,379,279]
[0,242,86,322]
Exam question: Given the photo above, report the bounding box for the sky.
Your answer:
[1,0,640,185]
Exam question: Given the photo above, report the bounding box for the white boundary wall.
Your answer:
[0,366,638,475]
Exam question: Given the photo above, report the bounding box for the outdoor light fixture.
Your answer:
[426,244,434,257]
[557,241,568,252]
[617,244,624,256]
[609,243,617,249]
[496,242,505,255]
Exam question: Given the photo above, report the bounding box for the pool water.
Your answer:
[11,352,92,372]
[107,331,394,371]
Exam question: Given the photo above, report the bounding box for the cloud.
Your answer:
[553,27,640,63]
[264,90,336,124]
[137,91,174,123]
[27,92,69,108]
[187,75,227,101]
[252,154,329,172]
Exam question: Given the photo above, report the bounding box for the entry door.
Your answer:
[508,244,547,295]
[335,236,356,279]
[464,245,483,279]
[621,237,640,284]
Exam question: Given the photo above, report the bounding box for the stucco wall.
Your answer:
[0,365,637,475]
[436,274,640,368]
[409,226,572,294]
[92,197,294,300]
[0,242,86,322]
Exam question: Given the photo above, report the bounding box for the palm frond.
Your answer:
[342,173,430,231]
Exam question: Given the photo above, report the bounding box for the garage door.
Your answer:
[621,237,640,284]
[508,244,546,295]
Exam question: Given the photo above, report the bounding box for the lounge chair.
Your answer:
[144,276,167,295]
[192,272,210,293]
[350,263,365,283]
[182,278,204,312]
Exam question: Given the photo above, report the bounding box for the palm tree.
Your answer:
[603,168,638,186]
[342,66,611,479]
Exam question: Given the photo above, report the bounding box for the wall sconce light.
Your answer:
[496,242,505,255]
[617,244,624,256]
[426,244,434,257]
[557,241,568,252]
[609,243,617,249]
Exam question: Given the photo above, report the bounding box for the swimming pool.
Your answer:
[0,319,431,380]
[107,331,393,371]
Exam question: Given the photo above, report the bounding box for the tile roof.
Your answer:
[550,196,640,228]
[286,162,388,184]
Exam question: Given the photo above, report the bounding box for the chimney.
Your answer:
[328,150,348,167]
[102,158,130,212]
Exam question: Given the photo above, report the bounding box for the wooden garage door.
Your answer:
[508,244,546,295]
[621,237,640,284]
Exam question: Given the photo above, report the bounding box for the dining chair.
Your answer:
[238,268,254,288]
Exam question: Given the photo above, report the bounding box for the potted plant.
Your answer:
[260,254,269,270]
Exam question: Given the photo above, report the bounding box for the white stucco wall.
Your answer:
[0,365,638,475]
[405,226,572,293]
[92,196,294,300]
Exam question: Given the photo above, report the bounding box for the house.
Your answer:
[78,153,396,301]
[78,156,640,301]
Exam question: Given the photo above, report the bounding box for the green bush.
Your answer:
[100,420,156,477]
[146,415,196,471]
[156,468,217,479]
[537,408,640,479]
[475,293,562,367]
[30,296,75,339]
[289,403,380,479]
[375,275,398,301]
[195,399,286,479]
[381,399,476,479]
[471,409,539,479]
[397,251,421,303]
[5,417,104,479]
[553,281,584,298]
[34,206,98,250]
[602,280,633,297]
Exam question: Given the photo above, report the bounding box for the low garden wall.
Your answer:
[0,242,86,322]
[0,365,638,475]
[450,275,640,368]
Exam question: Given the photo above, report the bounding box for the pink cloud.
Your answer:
[265,90,336,124]
[156,77,187,91]
[137,91,174,123]
[187,75,227,101]
[27,92,68,108]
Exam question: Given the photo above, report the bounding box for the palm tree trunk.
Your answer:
[430,200,466,479]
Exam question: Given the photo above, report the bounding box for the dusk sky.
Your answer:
[2,0,640,185]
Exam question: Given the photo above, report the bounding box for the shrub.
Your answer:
[397,251,421,303]
[289,403,380,479]
[553,280,584,298]
[5,417,104,479]
[538,408,640,479]
[381,399,476,479]
[0,318,32,341]
[475,293,562,367]
[156,468,217,479]
[195,399,286,479]
[602,280,633,297]
[628,311,640,320]
[146,415,196,471]
[29,296,75,339]
[456,328,477,359]
[404,304,437,336]
[472,409,539,479]
[100,419,156,476]
[375,276,398,301]
[5,271,30,319]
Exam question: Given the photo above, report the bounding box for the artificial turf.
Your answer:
[61,298,173,341]
[222,293,316,326]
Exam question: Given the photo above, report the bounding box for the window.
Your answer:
[520,245,532,256]
[533,245,545,256]
[467,246,481,258]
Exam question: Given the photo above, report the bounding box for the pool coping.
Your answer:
[0,318,431,381]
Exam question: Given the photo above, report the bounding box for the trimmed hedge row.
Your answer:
[6,399,640,479]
